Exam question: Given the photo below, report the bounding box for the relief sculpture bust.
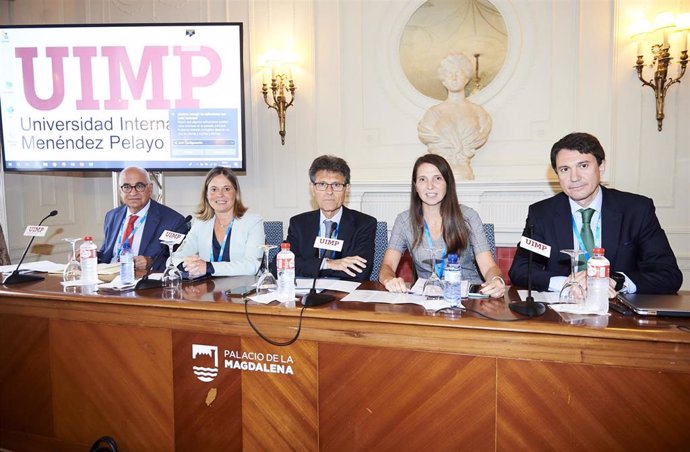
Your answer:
[417,53,492,180]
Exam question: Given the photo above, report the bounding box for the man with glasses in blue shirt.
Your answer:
[99,166,188,272]
[287,155,377,281]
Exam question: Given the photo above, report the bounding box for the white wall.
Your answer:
[1,0,688,288]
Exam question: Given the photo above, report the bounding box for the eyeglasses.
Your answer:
[120,182,149,193]
[312,182,347,192]
[208,186,235,194]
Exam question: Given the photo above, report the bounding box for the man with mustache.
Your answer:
[99,166,188,272]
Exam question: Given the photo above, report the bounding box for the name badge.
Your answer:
[520,236,551,258]
[160,230,185,244]
[24,225,48,237]
[313,236,344,252]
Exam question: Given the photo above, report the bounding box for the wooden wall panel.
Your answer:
[0,314,53,437]
[497,359,690,451]
[50,320,174,451]
[172,332,242,452]
[241,337,318,451]
[319,344,496,451]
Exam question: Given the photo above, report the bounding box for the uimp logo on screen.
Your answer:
[192,344,219,382]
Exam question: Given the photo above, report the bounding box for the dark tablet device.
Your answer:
[468,283,489,298]
[180,271,211,282]
[225,285,256,298]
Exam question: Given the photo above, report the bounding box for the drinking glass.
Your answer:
[559,249,586,305]
[422,247,444,300]
[256,244,277,295]
[62,237,82,282]
[161,241,181,290]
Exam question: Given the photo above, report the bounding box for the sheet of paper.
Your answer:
[295,278,361,293]
[98,263,121,275]
[341,290,451,311]
[411,278,469,297]
[0,260,64,274]
[248,292,282,304]
[61,279,104,287]
[517,290,562,304]
[551,310,610,327]
[97,276,136,292]
[549,303,610,316]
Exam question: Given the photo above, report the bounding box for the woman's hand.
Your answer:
[383,277,408,293]
[480,275,506,298]
[183,255,207,278]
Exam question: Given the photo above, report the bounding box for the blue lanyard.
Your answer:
[423,220,446,277]
[114,212,148,258]
[570,213,601,261]
[211,219,234,262]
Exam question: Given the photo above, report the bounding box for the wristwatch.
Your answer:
[611,272,625,291]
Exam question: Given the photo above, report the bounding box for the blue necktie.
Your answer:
[321,220,336,258]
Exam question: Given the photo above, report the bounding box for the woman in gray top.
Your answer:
[379,154,505,298]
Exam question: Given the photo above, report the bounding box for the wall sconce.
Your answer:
[632,12,689,131]
[260,57,296,145]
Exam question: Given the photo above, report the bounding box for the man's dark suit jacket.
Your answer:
[286,206,377,282]
[98,200,189,272]
[508,186,682,294]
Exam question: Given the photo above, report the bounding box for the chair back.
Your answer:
[483,223,496,260]
[263,221,284,264]
[370,221,388,281]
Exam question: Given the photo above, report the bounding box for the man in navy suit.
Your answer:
[99,166,188,272]
[287,155,377,282]
[509,132,682,295]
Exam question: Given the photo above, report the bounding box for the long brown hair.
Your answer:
[410,154,469,253]
[195,167,248,221]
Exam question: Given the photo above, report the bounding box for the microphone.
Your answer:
[3,210,59,285]
[135,214,192,290]
[302,222,337,307]
[509,222,547,317]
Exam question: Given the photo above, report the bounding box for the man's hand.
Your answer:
[133,255,151,271]
[326,256,367,277]
[608,277,618,299]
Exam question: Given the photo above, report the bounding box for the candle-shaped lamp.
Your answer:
[630,18,651,55]
[676,13,690,52]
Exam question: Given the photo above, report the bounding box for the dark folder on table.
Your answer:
[617,292,690,317]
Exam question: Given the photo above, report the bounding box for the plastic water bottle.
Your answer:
[79,236,99,284]
[586,247,610,314]
[119,242,135,285]
[276,241,296,302]
[443,253,462,307]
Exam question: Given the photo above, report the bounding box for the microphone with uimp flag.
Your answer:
[509,223,548,317]
[3,210,59,285]
[135,214,192,290]
[302,221,340,307]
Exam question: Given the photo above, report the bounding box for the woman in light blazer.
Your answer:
[173,167,263,277]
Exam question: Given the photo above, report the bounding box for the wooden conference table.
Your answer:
[1,275,689,452]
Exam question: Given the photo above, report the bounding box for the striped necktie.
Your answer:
[122,215,139,246]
